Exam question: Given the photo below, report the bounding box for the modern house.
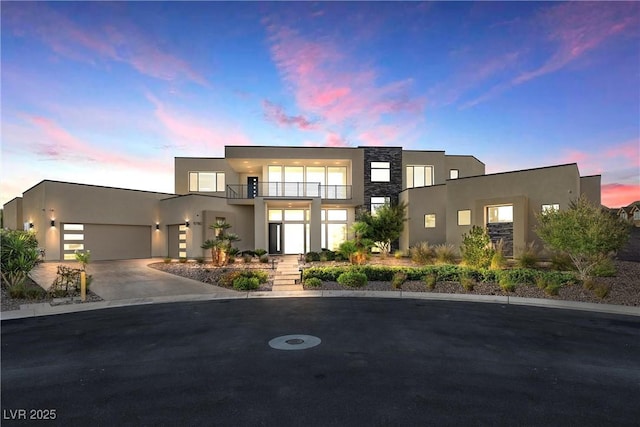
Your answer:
[2,145,601,261]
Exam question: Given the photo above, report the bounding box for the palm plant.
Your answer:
[201,220,241,266]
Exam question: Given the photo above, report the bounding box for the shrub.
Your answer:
[8,283,27,299]
[490,239,506,270]
[498,274,516,292]
[195,256,205,264]
[75,250,91,271]
[391,272,407,289]
[243,254,253,263]
[219,270,243,288]
[179,257,188,263]
[305,252,321,263]
[460,272,475,291]
[424,273,437,290]
[535,274,548,290]
[434,244,456,265]
[163,257,172,264]
[516,242,539,268]
[394,250,405,259]
[592,257,616,277]
[460,226,494,269]
[254,249,267,257]
[259,254,270,263]
[337,270,368,288]
[583,278,596,291]
[544,283,561,296]
[410,242,435,265]
[1,229,40,288]
[550,252,574,271]
[228,256,236,264]
[594,284,610,299]
[304,277,322,288]
[26,286,45,300]
[233,276,259,291]
[321,249,336,261]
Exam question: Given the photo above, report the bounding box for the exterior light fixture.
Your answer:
[50,220,55,227]
[185,221,190,228]
[156,223,160,230]
[29,222,34,229]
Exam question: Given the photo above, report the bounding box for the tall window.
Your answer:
[634,210,640,221]
[406,165,433,188]
[371,162,390,182]
[371,196,390,215]
[189,172,225,192]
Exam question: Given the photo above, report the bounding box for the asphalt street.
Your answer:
[2,298,639,426]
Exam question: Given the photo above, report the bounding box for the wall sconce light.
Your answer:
[50,220,55,227]
[29,222,34,229]
[156,223,160,230]
[185,221,190,228]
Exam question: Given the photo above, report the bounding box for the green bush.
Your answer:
[179,257,188,263]
[516,242,539,268]
[424,273,437,290]
[305,252,321,262]
[321,249,336,261]
[499,277,516,292]
[592,257,616,277]
[460,226,494,269]
[391,272,407,289]
[8,283,27,299]
[594,284,610,299]
[219,270,243,288]
[163,257,172,264]
[460,272,475,291]
[1,229,40,288]
[498,268,538,286]
[243,254,253,263]
[544,283,561,296]
[434,244,456,265]
[254,249,267,257]
[304,277,322,288]
[233,276,259,291]
[550,252,574,271]
[259,254,270,263]
[337,270,368,288]
[410,242,435,265]
[26,286,45,300]
[490,240,507,270]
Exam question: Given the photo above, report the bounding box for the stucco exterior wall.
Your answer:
[2,197,23,230]
[444,155,485,179]
[174,158,237,195]
[401,150,447,185]
[400,185,447,251]
[580,175,602,206]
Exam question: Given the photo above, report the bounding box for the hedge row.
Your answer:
[302,265,576,287]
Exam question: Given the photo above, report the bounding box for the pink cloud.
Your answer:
[148,95,252,151]
[263,100,316,130]
[4,3,206,85]
[266,24,426,144]
[601,183,640,208]
[560,140,640,176]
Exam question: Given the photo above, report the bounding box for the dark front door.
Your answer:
[248,176,258,199]
[268,223,283,254]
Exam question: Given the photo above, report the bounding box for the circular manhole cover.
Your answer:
[269,334,321,351]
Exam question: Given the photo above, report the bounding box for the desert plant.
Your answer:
[202,220,241,267]
[25,286,45,300]
[75,250,91,271]
[357,202,407,258]
[498,273,516,292]
[583,278,596,291]
[535,195,631,280]
[410,241,435,265]
[1,229,40,288]
[195,256,205,264]
[434,244,456,265]
[337,270,368,288]
[163,257,172,264]
[516,242,539,268]
[550,252,574,271]
[305,252,321,263]
[592,257,616,277]
[304,277,322,288]
[460,271,475,291]
[243,253,253,263]
[8,283,27,299]
[259,254,269,263]
[490,239,507,270]
[179,257,188,263]
[254,249,267,257]
[544,283,561,296]
[594,283,610,299]
[391,272,407,289]
[321,249,336,261]
[424,273,437,290]
[460,226,494,269]
[233,276,259,291]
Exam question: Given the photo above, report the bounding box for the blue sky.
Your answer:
[2,1,638,207]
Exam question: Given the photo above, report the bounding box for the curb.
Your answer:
[2,291,639,320]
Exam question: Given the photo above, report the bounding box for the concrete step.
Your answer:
[275,274,300,279]
[272,285,303,291]
[273,280,298,286]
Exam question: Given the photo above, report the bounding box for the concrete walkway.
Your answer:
[29,258,237,300]
[271,255,303,291]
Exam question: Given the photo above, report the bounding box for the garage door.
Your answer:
[83,224,151,261]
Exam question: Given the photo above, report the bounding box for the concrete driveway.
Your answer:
[29,258,237,300]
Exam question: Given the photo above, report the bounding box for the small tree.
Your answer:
[338,221,373,265]
[535,195,630,280]
[358,202,407,258]
[460,225,495,268]
[201,220,241,266]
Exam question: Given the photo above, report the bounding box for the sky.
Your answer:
[1,1,639,208]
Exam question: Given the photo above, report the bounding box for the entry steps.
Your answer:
[271,255,303,291]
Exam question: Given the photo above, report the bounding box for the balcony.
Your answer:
[226,182,352,200]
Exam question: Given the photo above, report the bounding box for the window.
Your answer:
[189,172,225,192]
[284,210,305,221]
[406,165,433,188]
[542,204,559,213]
[620,211,628,220]
[487,205,513,223]
[458,210,471,226]
[371,162,390,182]
[371,196,390,215]
[634,210,640,221]
[268,209,283,221]
[424,214,436,228]
[449,169,459,179]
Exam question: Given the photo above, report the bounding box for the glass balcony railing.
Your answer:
[226,182,352,200]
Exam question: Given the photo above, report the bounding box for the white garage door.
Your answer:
[83,224,151,261]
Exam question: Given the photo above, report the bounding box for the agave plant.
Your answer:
[1,230,40,288]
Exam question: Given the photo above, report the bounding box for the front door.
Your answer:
[268,223,283,254]
[247,176,258,199]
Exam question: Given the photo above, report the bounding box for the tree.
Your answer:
[201,220,241,266]
[535,195,631,280]
[358,201,407,258]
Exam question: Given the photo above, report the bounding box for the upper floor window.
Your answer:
[542,204,559,213]
[634,210,640,220]
[449,169,459,179]
[189,171,225,192]
[407,165,433,188]
[458,209,471,226]
[371,162,390,182]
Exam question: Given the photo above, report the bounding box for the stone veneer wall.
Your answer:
[362,147,403,211]
[486,222,514,256]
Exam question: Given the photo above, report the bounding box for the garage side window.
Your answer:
[63,224,84,260]
[189,172,225,192]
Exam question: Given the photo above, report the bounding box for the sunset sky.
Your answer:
[1,1,638,208]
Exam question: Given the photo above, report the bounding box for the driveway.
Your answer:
[2,298,639,426]
[29,258,237,300]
